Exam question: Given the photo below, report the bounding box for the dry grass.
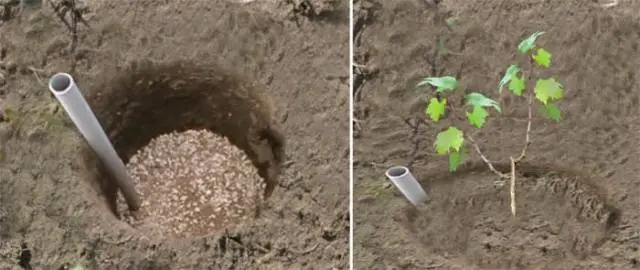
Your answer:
[117,129,265,238]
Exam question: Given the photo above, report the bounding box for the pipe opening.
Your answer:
[387,166,409,178]
[50,73,72,93]
[82,61,285,238]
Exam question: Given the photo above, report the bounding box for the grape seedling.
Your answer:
[417,32,565,216]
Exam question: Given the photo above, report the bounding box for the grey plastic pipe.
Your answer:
[48,73,141,211]
[385,166,428,205]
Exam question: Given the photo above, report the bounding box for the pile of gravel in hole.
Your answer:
[116,129,265,238]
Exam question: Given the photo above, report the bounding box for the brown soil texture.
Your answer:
[354,0,640,269]
[0,0,348,269]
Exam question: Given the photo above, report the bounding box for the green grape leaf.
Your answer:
[425,98,446,121]
[508,74,525,96]
[518,31,545,54]
[533,48,551,68]
[466,105,489,128]
[448,149,466,172]
[534,78,564,104]
[434,127,464,155]
[465,92,501,113]
[417,76,458,92]
[539,102,561,122]
[499,64,520,93]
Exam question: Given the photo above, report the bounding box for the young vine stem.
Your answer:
[509,156,516,216]
[447,102,507,179]
[514,59,535,163]
[466,135,507,178]
[508,58,536,216]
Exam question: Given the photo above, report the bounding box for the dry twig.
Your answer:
[405,117,423,171]
[290,243,319,255]
[27,66,46,86]
[46,0,89,68]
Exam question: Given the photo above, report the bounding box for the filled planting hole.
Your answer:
[83,60,285,237]
[401,163,620,263]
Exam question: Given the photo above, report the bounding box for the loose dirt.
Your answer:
[354,0,640,269]
[0,0,348,269]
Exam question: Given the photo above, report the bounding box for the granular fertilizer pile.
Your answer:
[117,129,265,238]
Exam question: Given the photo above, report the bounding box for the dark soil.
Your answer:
[354,0,640,269]
[0,0,349,269]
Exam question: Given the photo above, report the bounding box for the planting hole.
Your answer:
[82,61,285,238]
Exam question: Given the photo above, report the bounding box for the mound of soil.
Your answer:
[354,0,640,269]
[121,129,266,238]
[403,163,621,269]
[0,0,348,269]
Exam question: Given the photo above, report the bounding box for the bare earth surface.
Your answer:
[0,0,348,269]
[354,0,640,269]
